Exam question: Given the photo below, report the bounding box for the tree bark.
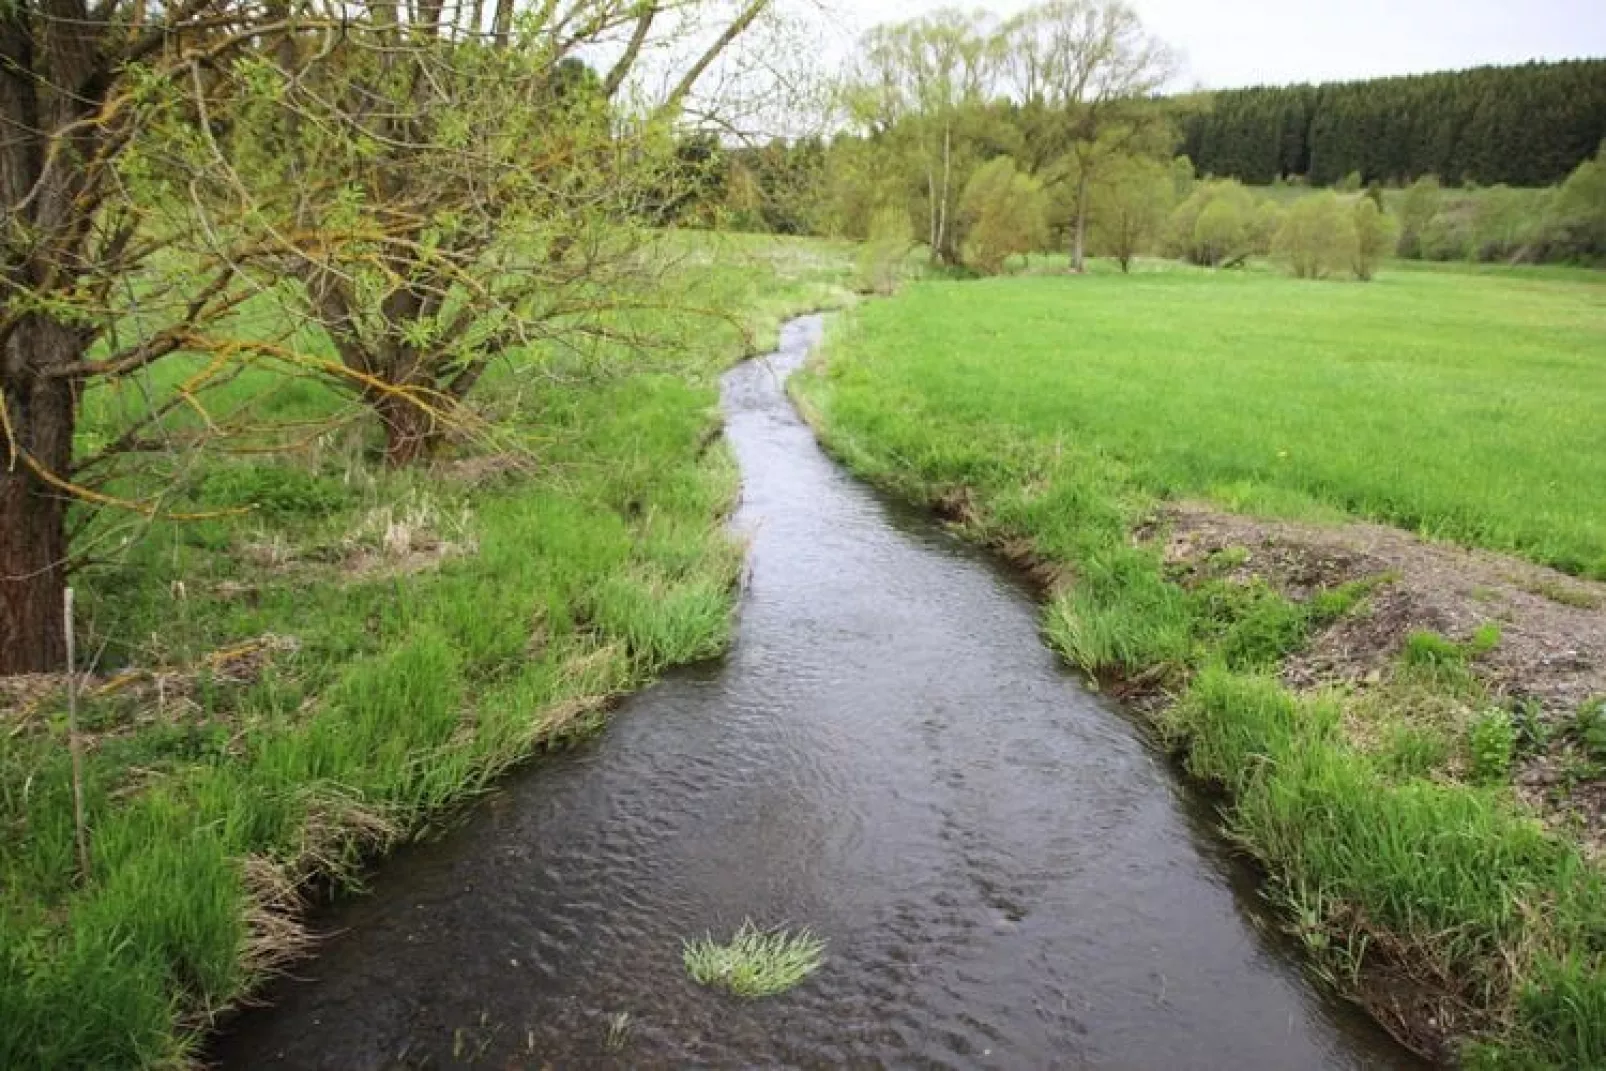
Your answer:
[1072,167,1090,273]
[490,0,513,48]
[937,121,952,265]
[0,319,80,674]
[374,393,441,466]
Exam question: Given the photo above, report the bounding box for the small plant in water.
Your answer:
[683,921,826,998]
[605,1011,632,1051]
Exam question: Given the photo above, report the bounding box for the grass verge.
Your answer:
[0,233,856,1069]
[791,266,1606,1067]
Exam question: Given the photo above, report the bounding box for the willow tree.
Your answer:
[844,10,1003,265]
[1002,0,1173,272]
[0,0,333,673]
[231,0,774,464]
[0,0,779,672]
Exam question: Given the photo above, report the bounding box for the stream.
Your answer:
[213,316,1416,1069]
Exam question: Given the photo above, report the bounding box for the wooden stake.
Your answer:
[65,587,91,882]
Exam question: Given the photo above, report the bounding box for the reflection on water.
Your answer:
[213,316,1415,1069]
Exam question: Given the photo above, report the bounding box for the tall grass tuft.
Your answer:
[683,921,827,998]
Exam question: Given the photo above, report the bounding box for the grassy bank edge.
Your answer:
[789,319,1606,1069]
[0,259,857,1068]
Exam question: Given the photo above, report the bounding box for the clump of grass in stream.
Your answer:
[0,234,857,1069]
[683,921,826,998]
[792,268,1606,1067]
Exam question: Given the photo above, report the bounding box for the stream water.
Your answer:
[213,316,1416,1069]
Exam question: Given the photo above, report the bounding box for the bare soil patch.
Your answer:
[1158,502,1606,856]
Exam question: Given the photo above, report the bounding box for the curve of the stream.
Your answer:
[213,315,1417,1069]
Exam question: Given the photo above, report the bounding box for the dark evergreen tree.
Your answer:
[1177,60,1606,187]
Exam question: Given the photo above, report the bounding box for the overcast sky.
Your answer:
[829,0,1606,90]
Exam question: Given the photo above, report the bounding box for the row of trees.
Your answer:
[685,18,1606,273]
[1,0,786,674]
[825,1,1174,274]
[1393,149,1606,263]
[1177,60,1606,188]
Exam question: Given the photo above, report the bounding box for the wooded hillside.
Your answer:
[1178,60,1606,186]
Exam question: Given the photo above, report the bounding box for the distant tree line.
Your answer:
[1177,60,1606,187]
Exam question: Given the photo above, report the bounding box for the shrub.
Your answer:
[958,157,1048,275]
[856,204,915,295]
[1397,174,1441,258]
[1169,179,1256,266]
[1351,197,1398,280]
[1575,697,1606,764]
[1420,200,1476,260]
[1470,185,1552,262]
[1547,144,1606,260]
[1088,154,1175,271]
[1271,191,1359,279]
[1170,154,1197,201]
[1250,200,1285,256]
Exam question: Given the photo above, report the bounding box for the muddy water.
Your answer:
[215,317,1416,1069]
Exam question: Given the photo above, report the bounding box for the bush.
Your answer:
[958,157,1048,275]
[856,204,915,295]
[1351,198,1398,280]
[1271,191,1359,279]
[1397,174,1441,258]
[1251,200,1285,255]
[1088,154,1175,271]
[1170,179,1256,266]
[1470,184,1553,261]
[1548,144,1606,260]
[1170,154,1197,201]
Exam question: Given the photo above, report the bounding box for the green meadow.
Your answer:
[822,263,1606,577]
[0,235,855,1068]
[795,260,1606,1067]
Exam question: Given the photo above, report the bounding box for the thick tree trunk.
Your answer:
[1,320,79,674]
[375,393,440,466]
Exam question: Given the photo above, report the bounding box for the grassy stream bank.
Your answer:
[0,236,855,1068]
[792,264,1606,1067]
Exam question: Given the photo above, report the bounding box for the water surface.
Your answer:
[215,316,1415,1069]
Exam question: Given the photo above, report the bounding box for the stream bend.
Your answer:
[214,315,1415,1069]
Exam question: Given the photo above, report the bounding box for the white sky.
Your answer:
[826,0,1606,89]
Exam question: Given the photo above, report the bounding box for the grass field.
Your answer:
[816,264,1605,577]
[0,233,855,1068]
[794,260,1606,1067]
